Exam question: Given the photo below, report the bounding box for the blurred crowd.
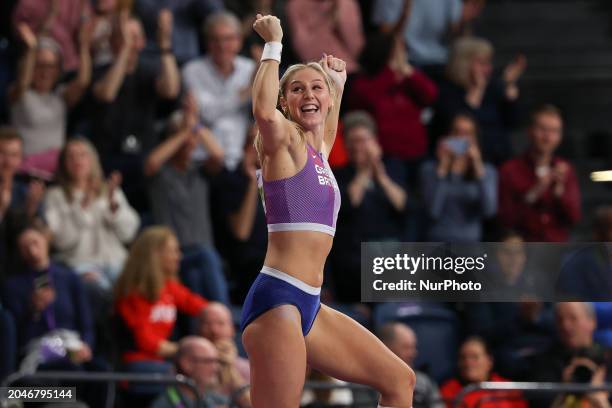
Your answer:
[0,0,611,407]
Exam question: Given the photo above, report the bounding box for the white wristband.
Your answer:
[261,41,282,63]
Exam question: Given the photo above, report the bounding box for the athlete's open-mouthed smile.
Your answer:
[284,69,331,127]
[300,103,319,113]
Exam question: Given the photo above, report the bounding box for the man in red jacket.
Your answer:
[498,105,581,242]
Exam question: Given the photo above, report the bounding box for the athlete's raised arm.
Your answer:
[251,14,291,156]
[320,54,347,155]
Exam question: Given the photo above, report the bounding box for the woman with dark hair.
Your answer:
[419,113,497,242]
[441,337,528,408]
[347,0,438,188]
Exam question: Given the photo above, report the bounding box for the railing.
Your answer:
[231,380,612,408]
[2,370,201,408]
[454,381,612,408]
[6,374,612,408]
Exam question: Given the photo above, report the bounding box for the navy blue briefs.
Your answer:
[240,266,321,336]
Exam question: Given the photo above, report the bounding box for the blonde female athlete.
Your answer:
[240,14,415,408]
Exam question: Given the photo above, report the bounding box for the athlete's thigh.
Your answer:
[305,304,407,388]
[242,305,307,408]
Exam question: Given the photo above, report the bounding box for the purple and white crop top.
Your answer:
[257,143,341,236]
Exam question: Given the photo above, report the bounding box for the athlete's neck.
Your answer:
[304,128,324,152]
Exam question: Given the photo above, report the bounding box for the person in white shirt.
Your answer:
[44,137,140,291]
[9,22,92,178]
[182,11,255,171]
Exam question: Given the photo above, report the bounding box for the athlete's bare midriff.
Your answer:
[263,230,333,288]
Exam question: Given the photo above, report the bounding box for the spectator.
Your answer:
[145,94,229,304]
[134,0,224,66]
[151,336,230,408]
[379,322,444,408]
[483,230,546,299]
[431,37,525,165]
[89,10,180,212]
[529,303,609,408]
[44,138,140,292]
[0,127,44,276]
[8,22,92,177]
[286,0,364,74]
[198,302,250,384]
[551,359,611,408]
[372,0,485,75]
[197,302,250,406]
[440,336,528,408]
[210,126,267,302]
[182,11,255,171]
[1,220,94,361]
[114,226,209,372]
[1,220,107,408]
[466,232,555,378]
[12,0,92,71]
[329,111,407,302]
[498,105,581,242]
[530,303,601,380]
[419,113,497,242]
[349,1,438,187]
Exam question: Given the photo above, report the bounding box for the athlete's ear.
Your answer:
[279,96,288,116]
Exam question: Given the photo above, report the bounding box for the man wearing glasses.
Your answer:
[151,336,230,408]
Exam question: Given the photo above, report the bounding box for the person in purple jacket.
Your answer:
[240,14,414,408]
